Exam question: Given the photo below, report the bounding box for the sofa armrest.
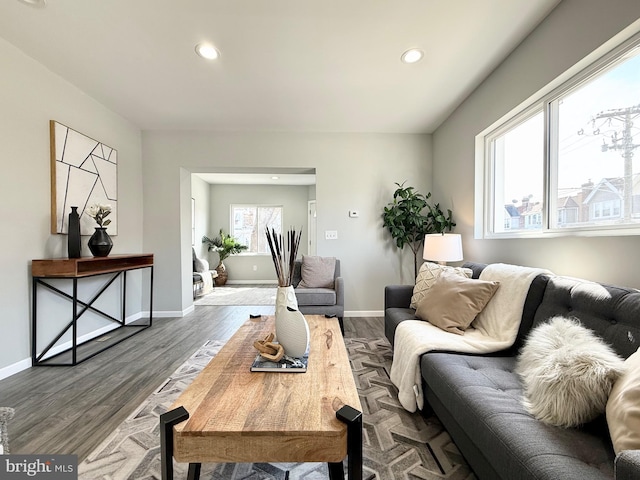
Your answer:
[385,285,414,310]
[334,276,344,307]
[616,450,640,480]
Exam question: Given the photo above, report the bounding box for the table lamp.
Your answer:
[423,233,463,265]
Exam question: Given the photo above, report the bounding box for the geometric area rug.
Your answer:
[78,338,476,480]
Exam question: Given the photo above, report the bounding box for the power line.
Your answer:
[593,104,640,220]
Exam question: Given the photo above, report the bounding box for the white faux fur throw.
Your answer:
[389,263,551,412]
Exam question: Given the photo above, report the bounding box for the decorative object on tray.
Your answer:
[202,229,248,286]
[50,120,118,236]
[250,352,308,372]
[86,204,113,257]
[253,333,285,362]
[67,206,81,258]
[266,226,309,358]
[252,333,307,372]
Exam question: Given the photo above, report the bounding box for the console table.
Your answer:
[31,254,154,366]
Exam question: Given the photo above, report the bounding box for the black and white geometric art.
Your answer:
[50,120,118,235]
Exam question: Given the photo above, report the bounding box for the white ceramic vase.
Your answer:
[275,285,309,358]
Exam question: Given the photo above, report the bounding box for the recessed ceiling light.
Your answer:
[18,0,46,7]
[271,176,280,180]
[195,43,220,60]
[401,48,424,64]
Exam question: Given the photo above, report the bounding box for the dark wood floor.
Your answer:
[0,306,383,461]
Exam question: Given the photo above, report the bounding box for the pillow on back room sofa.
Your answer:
[298,255,336,289]
[607,347,640,454]
[415,271,500,335]
[410,262,473,309]
[516,316,626,428]
[194,256,209,273]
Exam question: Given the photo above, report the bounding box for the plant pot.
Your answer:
[215,261,228,286]
[275,285,309,358]
[88,227,113,257]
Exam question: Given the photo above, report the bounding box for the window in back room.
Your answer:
[231,204,283,254]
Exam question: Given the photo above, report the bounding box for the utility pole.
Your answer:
[594,105,640,221]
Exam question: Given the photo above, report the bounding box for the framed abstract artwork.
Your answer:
[50,120,118,235]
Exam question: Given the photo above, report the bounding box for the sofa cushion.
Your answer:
[421,352,615,480]
[415,271,500,335]
[294,287,336,306]
[298,255,336,288]
[516,316,625,427]
[410,262,472,309]
[607,347,640,454]
[194,256,209,273]
[530,276,640,359]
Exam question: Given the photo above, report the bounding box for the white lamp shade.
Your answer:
[423,233,463,263]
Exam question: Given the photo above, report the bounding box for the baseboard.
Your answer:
[0,357,31,381]
[345,310,384,317]
[226,280,279,285]
[150,306,195,318]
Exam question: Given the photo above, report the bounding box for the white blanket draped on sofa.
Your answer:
[389,263,551,412]
[200,270,214,296]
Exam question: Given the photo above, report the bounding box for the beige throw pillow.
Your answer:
[410,262,473,309]
[607,348,640,454]
[415,271,500,335]
[298,255,336,288]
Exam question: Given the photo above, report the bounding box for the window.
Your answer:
[477,32,640,238]
[231,205,283,254]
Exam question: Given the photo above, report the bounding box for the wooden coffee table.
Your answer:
[160,314,363,480]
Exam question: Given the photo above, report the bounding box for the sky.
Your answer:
[500,45,640,206]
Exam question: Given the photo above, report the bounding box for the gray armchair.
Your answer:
[292,258,344,331]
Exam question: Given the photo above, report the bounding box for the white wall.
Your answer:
[432,0,640,287]
[142,131,432,315]
[0,38,143,375]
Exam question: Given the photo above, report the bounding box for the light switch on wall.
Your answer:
[348,210,359,218]
[325,230,338,240]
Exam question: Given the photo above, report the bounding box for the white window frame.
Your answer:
[475,24,640,239]
[230,204,283,255]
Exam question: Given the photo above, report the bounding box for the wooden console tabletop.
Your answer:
[32,254,154,278]
[169,314,362,465]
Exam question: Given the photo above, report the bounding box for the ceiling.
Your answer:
[0,0,561,134]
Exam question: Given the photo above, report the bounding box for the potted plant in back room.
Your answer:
[382,181,455,278]
[202,229,248,286]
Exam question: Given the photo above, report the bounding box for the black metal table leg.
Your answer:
[160,406,198,480]
[187,463,201,480]
[328,461,345,480]
[334,404,363,480]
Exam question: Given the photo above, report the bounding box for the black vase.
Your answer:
[67,206,81,258]
[88,227,113,257]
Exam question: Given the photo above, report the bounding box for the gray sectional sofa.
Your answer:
[385,261,640,480]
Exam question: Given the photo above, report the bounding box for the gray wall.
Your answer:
[191,175,211,260]
[207,183,310,283]
[142,132,432,315]
[0,37,143,375]
[432,0,640,287]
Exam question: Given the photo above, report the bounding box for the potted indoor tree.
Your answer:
[202,229,248,286]
[382,181,455,278]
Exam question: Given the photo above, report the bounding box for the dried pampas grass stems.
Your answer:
[266,227,303,287]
